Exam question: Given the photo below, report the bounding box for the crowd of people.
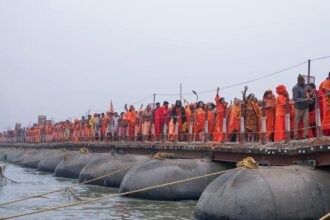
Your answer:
[1,73,330,145]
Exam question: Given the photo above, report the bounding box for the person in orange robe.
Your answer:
[46,122,53,143]
[53,124,57,142]
[263,90,276,141]
[228,98,241,142]
[321,77,330,136]
[183,101,194,139]
[213,87,228,143]
[126,105,137,141]
[154,101,170,140]
[207,103,215,141]
[319,80,326,122]
[274,85,288,141]
[84,116,90,141]
[73,119,80,142]
[193,101,206,141]
[101,113,108,141]
[168,104,176,141]
[59,123,64,142]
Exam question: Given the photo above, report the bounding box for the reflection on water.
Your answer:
[0,164,196,220]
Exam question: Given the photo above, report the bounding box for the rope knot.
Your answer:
[153,152,175,160]
[236,157,258,169]
[80,147,89,154]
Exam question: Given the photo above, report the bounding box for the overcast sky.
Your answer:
[1,0,330,129]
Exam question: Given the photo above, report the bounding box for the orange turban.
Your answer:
[276,85,287,95]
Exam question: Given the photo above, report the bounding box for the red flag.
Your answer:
[110,100,115,113]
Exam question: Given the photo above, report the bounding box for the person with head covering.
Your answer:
[306,83,317,138]
[73,118,80,142]
[242,86,261,142]
[274,85,289,141]
[193,101,206,141]
[170,100,187,141]
[183,100,195,140]
[154,101,171,140]
[213,87,228,143]
[142,104,152,141]
[213,87,228,144]
[321,73,330,136]
[228,98,241,142]
[319,73,330,130]
[263,89,276,141]
[292,74,309,139]
[125,105,137,141]
[84,115,90,141]
[117,112,127,141]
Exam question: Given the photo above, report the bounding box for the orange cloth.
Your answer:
[319,81,325,121]
[274,85,288,141]
[185,107,192,127]
[228,104,241,133]
[322,80,330,131]
[126,111,137,138]
[101,115,108,136]
[263,96,276,140]
[194,108,206,133]
[74,122,80,142]
[168,118,175,141]
[213,94,227,142]
[207,111,214,134]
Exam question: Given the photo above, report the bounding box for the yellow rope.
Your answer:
[0,157,257,220]
[0,159,151,206]
[320,213,330,220]
[152,152,173,160]
[79,147,89,154]
[236,157,258,169]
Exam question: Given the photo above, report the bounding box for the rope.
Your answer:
[79,147,89,154]
[236,157,258,169]
[0,158,152,206]
[152,152,174,160]
[320,213,330,220]
[0,157,258,220]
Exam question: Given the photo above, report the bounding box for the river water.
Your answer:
[0,164,196,220]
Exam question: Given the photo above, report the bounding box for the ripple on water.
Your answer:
[0,164,196,220]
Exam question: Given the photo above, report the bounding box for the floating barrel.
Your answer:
[0,148,12,161]
[4,149,26,162]
[37,150,69,173]
[79,153,149,187]
[12,149,52,169]
[119,159,233,200]
[54,152,101,179]
[195,165,330,220]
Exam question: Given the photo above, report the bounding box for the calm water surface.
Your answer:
[0,164,196,219]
